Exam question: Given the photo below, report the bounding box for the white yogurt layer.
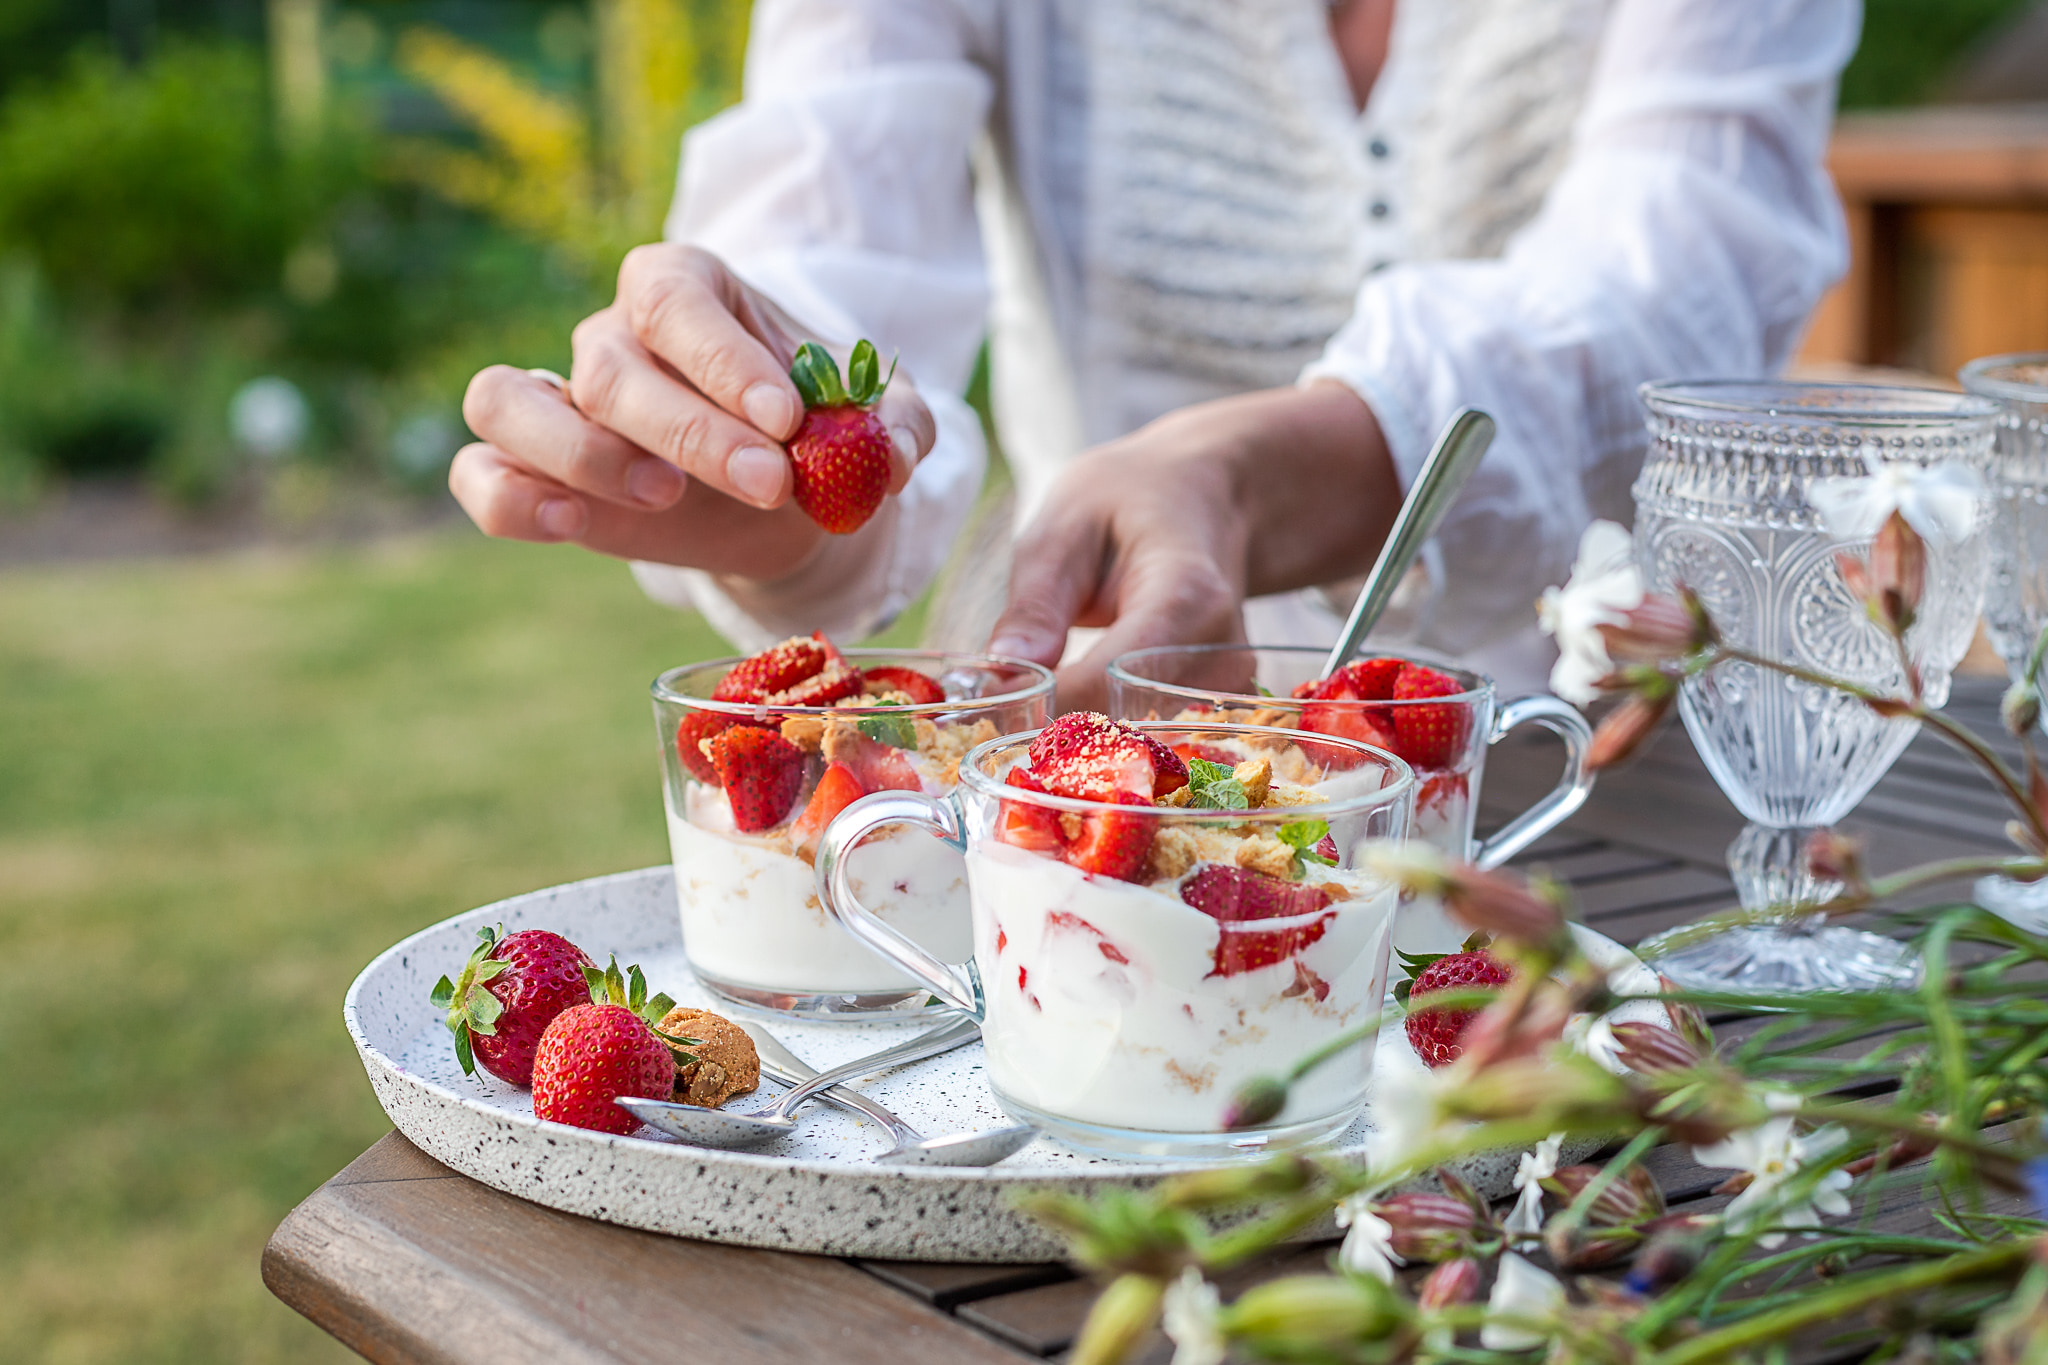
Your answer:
[1398,771,1477,955]
[965,841,1397,1134]
[669,785,969,993]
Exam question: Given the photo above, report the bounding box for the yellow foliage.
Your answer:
[388,1,751,281]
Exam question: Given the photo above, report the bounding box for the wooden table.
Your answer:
[265,678,2021,1363]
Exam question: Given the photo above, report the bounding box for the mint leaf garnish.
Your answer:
[1278,819,1335,879]
[858,707,917,749]
[1184,757,1248,810]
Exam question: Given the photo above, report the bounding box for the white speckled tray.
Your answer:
[345,866,1662,1261]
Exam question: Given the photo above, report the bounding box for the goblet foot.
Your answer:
[1972,874,2048,934]
[1639,824,1922,993]
[1638,920,1921,993]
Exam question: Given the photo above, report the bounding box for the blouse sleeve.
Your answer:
[1301,0,1857,657]
[631,0,998,649]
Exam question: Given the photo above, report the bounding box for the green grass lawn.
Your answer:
[0,530,917,1362]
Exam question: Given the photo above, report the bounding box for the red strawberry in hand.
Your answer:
[708,726,807,832]
[432,925,596,1086]
[1391,663,1473,769]
[531,957,695,1135]
[1403,947,1514,1067]
[787,340,897,535]
[860,665,946,705]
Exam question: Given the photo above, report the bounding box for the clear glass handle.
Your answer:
[813,791,984,1018]
[1474,695,1595,870]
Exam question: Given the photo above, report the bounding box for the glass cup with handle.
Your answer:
[814,722,1414,1159]
[652,649,1053,1021]
[1106,644,1593,957]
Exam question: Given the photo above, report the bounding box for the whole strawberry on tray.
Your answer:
[431,925,596,1086]
[531,956,698,1136]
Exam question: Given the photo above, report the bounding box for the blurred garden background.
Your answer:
[1,0,2045,1360]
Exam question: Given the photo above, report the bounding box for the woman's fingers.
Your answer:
[876,376,938,493]
[569,308,794,510]
[988,510,1107,669]
[448,442,590,543]
[461,364,686,511]
[618,243,805,442]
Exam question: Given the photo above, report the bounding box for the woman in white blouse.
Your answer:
[450,0,1855,706]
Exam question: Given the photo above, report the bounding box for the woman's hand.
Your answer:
[989,381,1401,712]
[450,243,936,579]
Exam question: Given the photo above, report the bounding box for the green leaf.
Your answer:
[643,992,677,1026]
[1184,758,1248,810]
[473,957,509,984]
[453,1026,476,1077]
[858,710,918,749]
[465,990,502,1035]
[429,975,455,1009]
[1277,818,1335,877]
[845,339,881,404]
[628,962,648,1013]
[581,963,605,1003]
[788,342,848,408]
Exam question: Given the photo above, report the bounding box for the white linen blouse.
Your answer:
[631,0,1855,693]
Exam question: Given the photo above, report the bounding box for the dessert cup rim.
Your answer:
[1107,642,1490,707]
[1960,352,2048,404]
[1638,377,2001,425]
[651,647,1055,716]
[956,719,1416,819]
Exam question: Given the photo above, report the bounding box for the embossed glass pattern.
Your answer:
[1632,382,1999,992]
[1958,356,2048,930]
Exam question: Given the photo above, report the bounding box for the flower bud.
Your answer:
[1622,1224,1710,1296]
[1588,689,1675,771]
[1418,1257,1482,1311]
[1656,977,1714,1053]
[1540,1163,1666,1227]
[1597,593,1710,664]
[1071,1273,1165,1365]
[1609,1020,1703,1076]
[1223,1274,1402,1345]
[1441,867,1570,947]
[1804,829,1859,886]
[1840,511,1925,636]
[2004,678,2043,737]
[1546,1221,1642,1269]
[1368,1193,1481,1261]
[1220,1075,1288,1131]
[1163,1154,1315,1209]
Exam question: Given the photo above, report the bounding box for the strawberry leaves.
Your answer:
[582,955,700,1068]
[432,925,513,1076]
[789,339,896,410]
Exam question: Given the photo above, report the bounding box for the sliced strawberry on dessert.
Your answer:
[1403,948,1515,1067]
[1317,657,1405,701]
[1046,909,1131,965]
[997,767,1065,853]
[676,710,770,784]
[531,957,694,1135]
[1139,730,1190,798]
[766,662,865,707]
[431,925,596,1087]
[859,665,945,705]
[1179,864,1337,922]
[1298,700,1398,762]
[712,634,833,703]
[790,761,867,856]
[1172,740,1246,768]
[1029,712,1162,801]
[707,726,807,832]
[1391,663,1473,769]
[1181,864,1338,978]
[837,730,924,792]
[1061,791,1154,882]
[787,340,896,535]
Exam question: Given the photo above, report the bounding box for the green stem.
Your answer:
[1654,1243,2027,1365]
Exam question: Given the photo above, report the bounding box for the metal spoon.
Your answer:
[1321,407,1496,678]
[617,1017,1036,1167]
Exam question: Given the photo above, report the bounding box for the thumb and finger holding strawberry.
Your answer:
[433,927,761,1135]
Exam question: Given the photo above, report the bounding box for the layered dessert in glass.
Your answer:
[651,634,1052,1018]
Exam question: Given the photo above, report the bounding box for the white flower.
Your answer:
[1538,520,1645,705]
[1334,1195,1402,1283]
[1504,1134,1565,1238]
[1807,459,1985,548]
[1161,1267,1226,1365]
[1481,1253,1566,1351]
[1362,1062,1458,1177]
[1564,1012,1625,1074]
[1692,1095,1852,1249]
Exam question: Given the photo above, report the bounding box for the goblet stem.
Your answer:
[1641,822,1921,993]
